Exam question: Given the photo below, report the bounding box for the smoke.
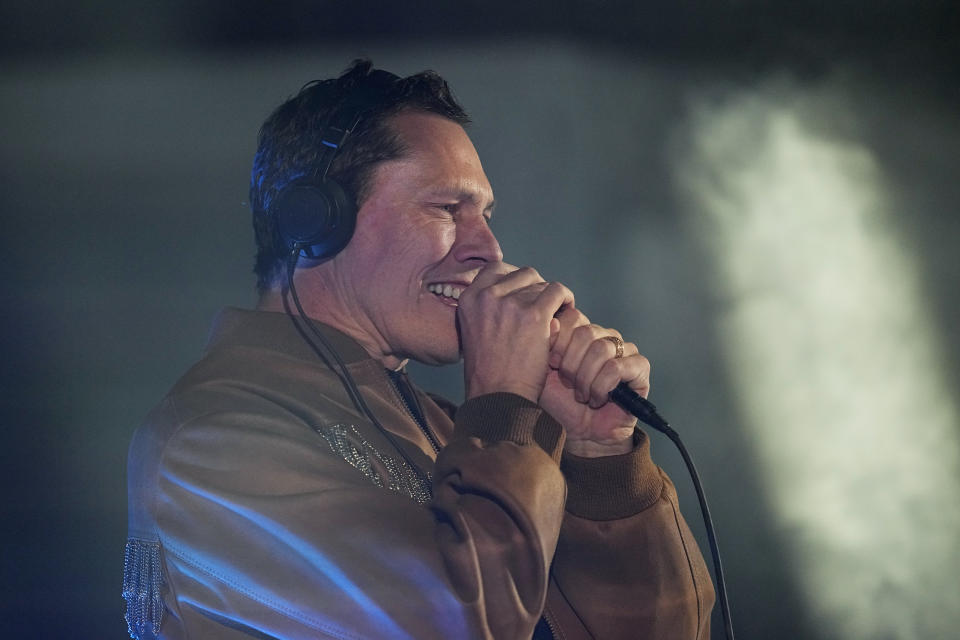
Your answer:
[671,78,960,639]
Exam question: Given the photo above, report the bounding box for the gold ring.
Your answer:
[604,335,624,359]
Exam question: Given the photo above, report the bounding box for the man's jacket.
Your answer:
[124,307,713,639]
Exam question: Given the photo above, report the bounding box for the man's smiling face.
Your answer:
[329,110,502,366]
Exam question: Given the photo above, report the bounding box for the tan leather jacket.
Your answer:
[124,307,713,639]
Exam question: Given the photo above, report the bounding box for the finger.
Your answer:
[548,307,590,369]
[484,266,547,298]
[465,280,558,343]
[534,281,575,324]
[462,267,544,309]
[498,281,574,334]
[575,337,639,404]
[588,352,651,409]
[508,281,562,331]
[464,261,520,292]
[460,264,540,310]
[558,324,620,389]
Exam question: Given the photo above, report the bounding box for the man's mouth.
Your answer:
[427,282,465,305]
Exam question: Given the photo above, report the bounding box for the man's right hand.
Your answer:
[457,262,574,403]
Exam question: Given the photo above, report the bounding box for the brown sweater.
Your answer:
[124,307,713,639]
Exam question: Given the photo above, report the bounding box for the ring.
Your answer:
[604,335,624,359]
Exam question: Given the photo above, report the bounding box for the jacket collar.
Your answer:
[201,307,449,449]
[204,307,385,377]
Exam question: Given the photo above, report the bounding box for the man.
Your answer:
[124,60,714,639]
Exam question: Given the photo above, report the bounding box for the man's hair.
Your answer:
[249,59,470,293]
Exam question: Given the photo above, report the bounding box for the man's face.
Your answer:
[329,110,502,366]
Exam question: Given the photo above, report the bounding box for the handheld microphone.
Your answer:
[609,383,671,434]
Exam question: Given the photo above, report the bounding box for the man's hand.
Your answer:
[539,307,650,457]
[458,262,574,403]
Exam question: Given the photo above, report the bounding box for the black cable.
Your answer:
[284,251,431,484]
[286,251,732,636]
[610,385,735,640]
[284,253,365,412]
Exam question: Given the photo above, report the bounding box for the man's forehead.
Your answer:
[388,112,478,160]
[375,113,494,205]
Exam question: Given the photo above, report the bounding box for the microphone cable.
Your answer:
[285,251,734,638]
[610,385,735,640]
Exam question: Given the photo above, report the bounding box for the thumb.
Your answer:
[548,318,561,366]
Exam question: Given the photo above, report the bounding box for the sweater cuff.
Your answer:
[454,393,565,465]
[561,429,664,520]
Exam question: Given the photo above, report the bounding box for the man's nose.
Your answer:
[453,217,503,264]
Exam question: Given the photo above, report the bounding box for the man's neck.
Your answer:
[257,286,407,371]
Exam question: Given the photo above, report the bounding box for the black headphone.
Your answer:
[270,69,400,260]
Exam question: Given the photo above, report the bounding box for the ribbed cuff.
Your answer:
[561,429,665,520]
[454,393,566,465]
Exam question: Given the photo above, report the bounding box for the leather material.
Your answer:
[125,307,712,639]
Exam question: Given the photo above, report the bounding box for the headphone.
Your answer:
[270,69,400,261]
[273,68,434,495]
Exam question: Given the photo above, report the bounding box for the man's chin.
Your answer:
[408,344,461,367]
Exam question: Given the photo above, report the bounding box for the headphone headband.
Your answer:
[315,69,401,182]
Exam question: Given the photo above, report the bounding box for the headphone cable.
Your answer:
[284,252,432,487]
[285,253,733,638]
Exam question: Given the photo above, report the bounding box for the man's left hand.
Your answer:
[538,308,650,458]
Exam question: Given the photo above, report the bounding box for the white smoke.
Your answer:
[671,79,960,640]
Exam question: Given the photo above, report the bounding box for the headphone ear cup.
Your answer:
[274,179,356,260]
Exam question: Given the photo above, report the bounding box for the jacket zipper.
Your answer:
[387,371,441,454]
[541,607,560,640]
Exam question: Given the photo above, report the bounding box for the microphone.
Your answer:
[609,383,672,434]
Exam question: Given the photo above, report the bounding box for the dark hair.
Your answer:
[249,59,471,293]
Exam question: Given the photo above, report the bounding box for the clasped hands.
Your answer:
[458,263,650,457]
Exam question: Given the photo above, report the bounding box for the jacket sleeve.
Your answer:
[151,388,567,640]
[542,430,716,640]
